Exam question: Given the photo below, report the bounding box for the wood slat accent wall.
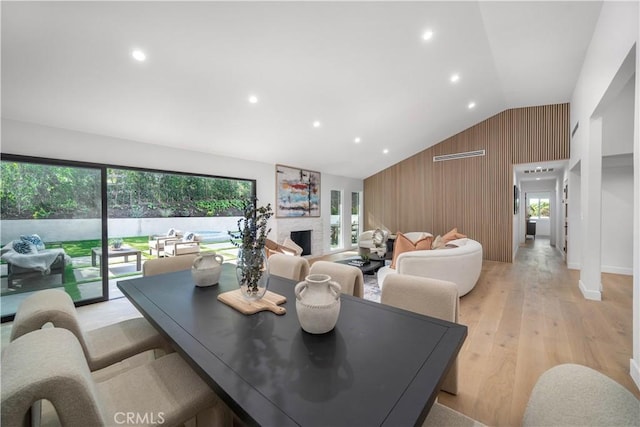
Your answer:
[364,104,569,262]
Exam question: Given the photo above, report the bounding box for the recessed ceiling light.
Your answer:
[132,49,146,62]
[536,178,541,181]
[354,137,361,143]
[450,73,460,83]
[422,30,434,41]
[248,95,258,104]
[383,149,389,154]
[313,121,321,128]
[468,101,476,109]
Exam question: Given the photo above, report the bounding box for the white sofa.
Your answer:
[377,237,482,297]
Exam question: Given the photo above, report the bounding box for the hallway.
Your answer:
[438,236,637,426]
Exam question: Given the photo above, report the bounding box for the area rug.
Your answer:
[362,274,381,303]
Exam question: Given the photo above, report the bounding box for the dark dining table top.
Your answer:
[118,263,467,427]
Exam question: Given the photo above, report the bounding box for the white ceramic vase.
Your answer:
[191,253,224,287]
[294,274,341,334]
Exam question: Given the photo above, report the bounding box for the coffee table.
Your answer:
[91,246,142,271]
[334,257,384,275]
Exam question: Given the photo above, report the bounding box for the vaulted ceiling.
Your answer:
[1,1,602,179]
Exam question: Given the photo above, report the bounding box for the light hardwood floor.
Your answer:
[1,237,637,426]
[437,237,638,426]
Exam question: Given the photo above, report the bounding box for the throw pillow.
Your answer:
[182,232,195,242]
[390,232,433,269]
[442,228,467,244]
[13,239,36,254]
[432,235,445,249]
[20,234,45,250]
[167,228,176,237]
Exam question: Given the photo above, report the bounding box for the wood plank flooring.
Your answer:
[436,237,638,426]
[1,237,637,426]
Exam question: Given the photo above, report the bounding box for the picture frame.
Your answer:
[275,164,321,217]
[514,185,520,215]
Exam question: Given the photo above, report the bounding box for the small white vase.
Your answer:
[191,253,224,287]
[295,274,341,334]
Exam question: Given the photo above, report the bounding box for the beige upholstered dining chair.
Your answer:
[268,253,309,282]
[381,274,459,395]
[309,261,364,298]
[10,289,170,372]
[522,363,640,426]
[143,253,198,276]
[1,328,233,427]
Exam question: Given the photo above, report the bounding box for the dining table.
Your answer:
[117,263,467,427]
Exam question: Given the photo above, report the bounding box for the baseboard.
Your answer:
[601,265,633,276]
[567,262,580,270]
[579,279,602,301]
[631,358,640,392]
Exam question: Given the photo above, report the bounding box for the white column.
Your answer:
[579,117,603,300]
[631,29,640,391]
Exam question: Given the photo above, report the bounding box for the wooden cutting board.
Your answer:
[217,289,287,315]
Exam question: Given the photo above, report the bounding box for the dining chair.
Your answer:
[522,363,640,426]
[309,260,364,298]
[10,288,170,372]
[268,253,309,282]
[143,253,198,276]
[1,328,233,427]
[381,274,459,394]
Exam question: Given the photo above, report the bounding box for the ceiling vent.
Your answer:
[524,168,554,174]
[433,149,485,162]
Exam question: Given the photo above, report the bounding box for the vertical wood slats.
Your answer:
[363,103,569,262]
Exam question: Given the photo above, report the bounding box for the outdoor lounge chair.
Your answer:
[148,228,182,258]
[1,237,68,288]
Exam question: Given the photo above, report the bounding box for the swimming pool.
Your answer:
[194,230,231,244]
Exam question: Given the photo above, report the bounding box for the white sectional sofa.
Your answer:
[377,237,483,297]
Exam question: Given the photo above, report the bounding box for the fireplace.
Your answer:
[290,230,311,256]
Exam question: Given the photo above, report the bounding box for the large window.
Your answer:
[0,155,255,320]
[351,192,360,245]
[528,197,550,219]
[330,190,342,250]
[1,158,104,319]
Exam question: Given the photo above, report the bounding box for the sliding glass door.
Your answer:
[0,157,105,319]
[1,155,256,320]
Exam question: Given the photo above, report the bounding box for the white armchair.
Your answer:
[358,229,389,257]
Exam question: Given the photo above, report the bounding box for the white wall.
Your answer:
[0,118,364,258]
[601,158,634,275]
[569,0,639,389]
[603,77,636,156]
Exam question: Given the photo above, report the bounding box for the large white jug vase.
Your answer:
[294,274,341,334]
[191,253,224,287]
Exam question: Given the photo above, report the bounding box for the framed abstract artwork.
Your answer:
[276,164,321,217]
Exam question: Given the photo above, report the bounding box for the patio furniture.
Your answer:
[164,232,201,257]
[1,241,68,289]
[91,246,142,271]
[148,228,182,258]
